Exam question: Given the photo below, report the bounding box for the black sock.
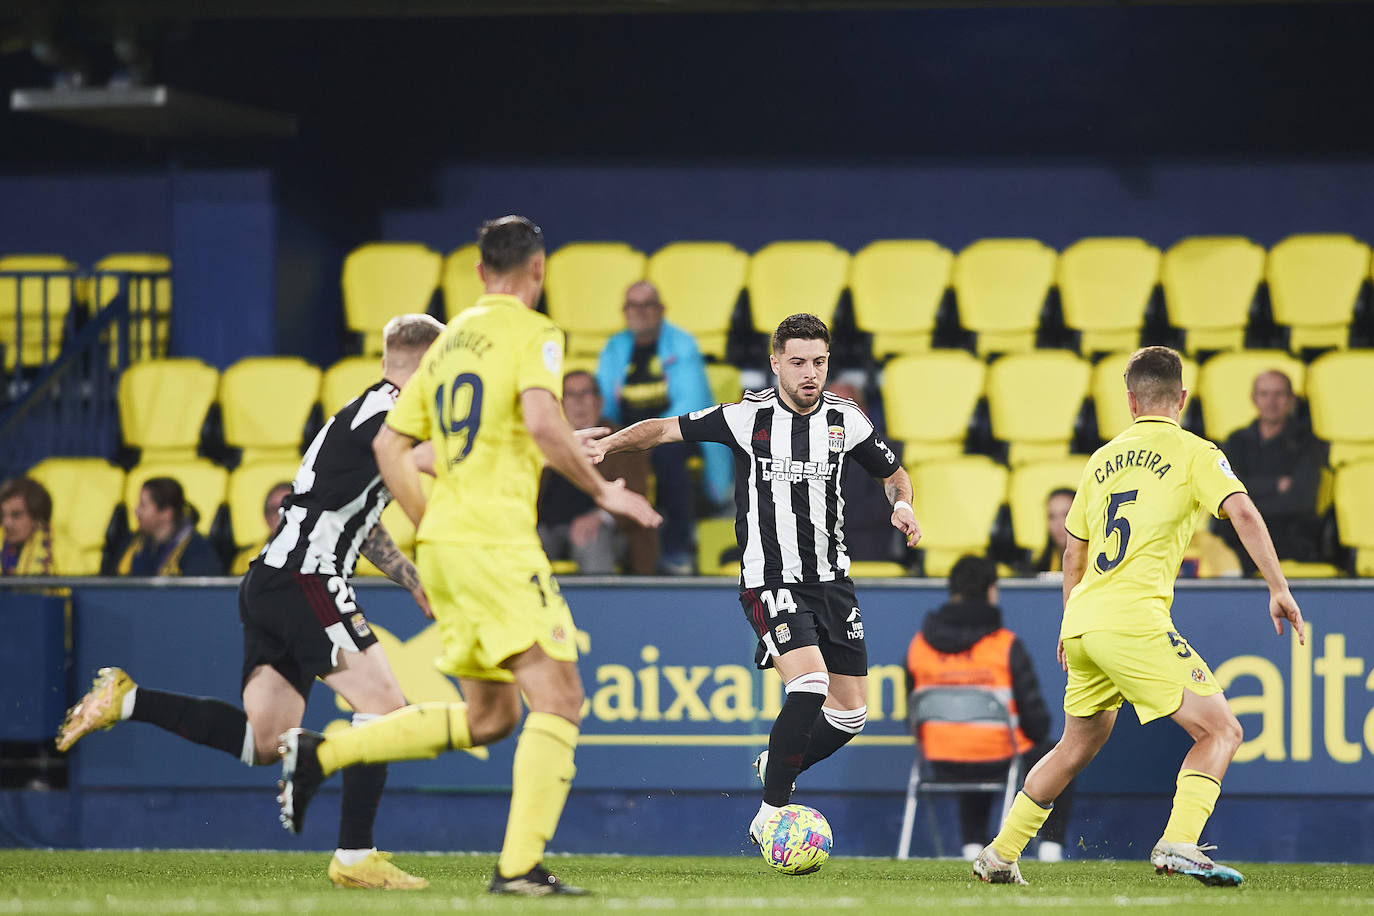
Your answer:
[338,763,387,850]
[130,688,248,760]
[798,717,857,774]
[764,690,825,806]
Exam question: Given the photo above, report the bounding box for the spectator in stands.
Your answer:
[105,477,223,576]
[597,279,729,574]
[0,477,57,576]
[539,370,657,574]
[1218,370,1326,574]
[1029,488,1075,576]
[906,555,1074,862]
[233,481,293,575]
[829,381,907,565]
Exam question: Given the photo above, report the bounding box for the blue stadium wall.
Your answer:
[3,579,1373,862]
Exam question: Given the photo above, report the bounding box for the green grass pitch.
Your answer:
[1,851,1372,914]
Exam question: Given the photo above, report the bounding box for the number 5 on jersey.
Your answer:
[1096,489,1138,573]
[435,372,484,462]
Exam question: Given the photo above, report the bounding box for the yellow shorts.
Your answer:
[1063,628,1221,724]
[417,543,578,683]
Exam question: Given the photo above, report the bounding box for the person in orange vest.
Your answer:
[906,554,1074,862]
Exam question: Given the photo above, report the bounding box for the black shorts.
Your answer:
[238,563,379,700]
[738,578,867,677]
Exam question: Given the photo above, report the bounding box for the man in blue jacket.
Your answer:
[597,280,731,573]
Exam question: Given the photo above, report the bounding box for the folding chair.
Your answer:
[896,686,1021,860]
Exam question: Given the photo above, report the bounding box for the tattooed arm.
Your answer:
[360,523,433,619]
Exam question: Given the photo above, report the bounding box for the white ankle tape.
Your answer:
[823,705,867,734]
[784,671,830,697]
[240,722,255,766]
[351,712,381,725]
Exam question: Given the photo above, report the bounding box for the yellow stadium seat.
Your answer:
[849,240,953,359]
[746,241,851,334]
[1307,350,1374,467]
[1266,234,1371,354]
[441,243,483,320]
[1277,559,1343,579]
[220,357,322,464]
[28,457,126,575]
[118,358,220,462]
[544,243,647,358]
[1335,460,1374,576]
[91,253,173,367]
[706,363,743,406]
[1196,350,1307,444]
[1160,236,1264,354]
[0,254,78,371]
[1007,456,1089,555]
[125,459,228,537]
[881,351,985,463]
[1091,351,1199,440]
[646,242,749,361]
[696,516,739,577]
[909,457,1008,577]
[549,559,580,576]
[341,243,442,355]
[226,460,300,562]
[951,239,1056,356]
[846,560,908,578]
[986,351,1092,466]
[320,356,382,417]
[1057,237,1161,356]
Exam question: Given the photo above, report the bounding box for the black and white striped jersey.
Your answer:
[258,379,397,578]
[679,388,901,588]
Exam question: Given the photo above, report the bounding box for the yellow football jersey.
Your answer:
[1061,416,1246,638]
[387,294,564,547]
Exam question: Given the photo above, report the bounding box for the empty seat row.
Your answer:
[341,233,1374,362]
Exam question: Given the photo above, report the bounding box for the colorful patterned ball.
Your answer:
[759,804,832,875]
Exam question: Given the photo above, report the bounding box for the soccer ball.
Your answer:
[759,804,832,875]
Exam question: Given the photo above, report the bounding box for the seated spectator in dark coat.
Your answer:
[105,477,223,576]
[0,476,59,576]
[829,381,906,564]
[1218,370,1327,573]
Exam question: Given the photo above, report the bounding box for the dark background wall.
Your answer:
[1,4,1372,367]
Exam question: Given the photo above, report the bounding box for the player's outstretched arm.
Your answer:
[881,468,921,546]
[522,388,664,530]
[375,424,427,528]
[1221,491,1305,644]
[359,523,432,619]
[586,417,683,465]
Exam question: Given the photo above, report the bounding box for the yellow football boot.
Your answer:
[327,851,429,890]
[56,667,136,752]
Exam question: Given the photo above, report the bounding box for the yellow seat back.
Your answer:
[226,460,301,552]
[441,244,484,321]
[881,351,985,463]
[1335,462,1374,567]
[746,241,850,333]
[341,243,442,355]
[646,242,748,361]
[986,351,1091,465]
[909,457,1008,576]
[125,459,228,536]
[28,457,126,574]
[705,363,743,406]
[1091,351,1199,440]
[1057,237,1160,355]
[849,240,953,358]
[92,253,172,366]
[1266,234,1371,353]
[1007,456,1089,554]
[1160,236,1264,354]
[1307,350,1374,467]
[1196,350,1307,443]
[220,357,322,463]
[0,254,78,370]
[696,516,739,577]
[118,358,220,462]
[545,243,647,357]
[320,356,382,417]
[952,239,1056,356]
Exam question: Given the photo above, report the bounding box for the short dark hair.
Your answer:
[0,476,52,524]
[771,313,830,354]
[1125,346,1183,408]
[1048,487,1075,503]
[142,477,188,524]
[562,369,598,391]
[263,482,293,518]
[477,215,544,274]
[948,554,996,602]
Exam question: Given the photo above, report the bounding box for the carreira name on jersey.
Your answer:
[1094,447,1174,483]
[757,456,837,483]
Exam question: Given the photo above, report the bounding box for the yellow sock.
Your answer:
[496,712,579,879]
[317,702,471,776]
[990,791,1054,862]
[1160,769,1221,844]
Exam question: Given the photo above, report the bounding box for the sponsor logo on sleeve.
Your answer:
[542,339,562,375]
[1218,457,1237,479]
[689,405,721,421]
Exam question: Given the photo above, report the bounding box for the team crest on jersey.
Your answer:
[775,623,792,644]
[828,425,844,453]
[350,613,371,639]
[1191,667,1207,684]
[552,625,568,643]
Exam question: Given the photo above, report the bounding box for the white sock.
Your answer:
[239,722,256,766]
[751,801,780,836]
[334,847,376,866]
[120,686,138,720]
